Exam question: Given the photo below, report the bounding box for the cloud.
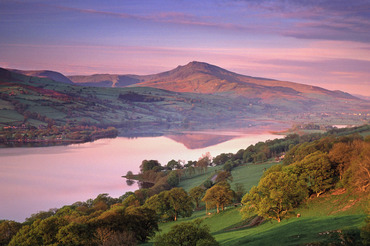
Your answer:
[53,4,247,31]
[231,0,370,43]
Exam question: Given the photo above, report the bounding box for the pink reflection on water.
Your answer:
[0,132,281,222]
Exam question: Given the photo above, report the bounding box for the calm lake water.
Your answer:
[0,130,281,222]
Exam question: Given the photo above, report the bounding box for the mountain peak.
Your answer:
[180,61,223,73]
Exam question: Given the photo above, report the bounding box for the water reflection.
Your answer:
[0,130,281,222]
[167,133,235,149]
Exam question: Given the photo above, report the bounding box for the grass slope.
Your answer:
[146,163,367,246]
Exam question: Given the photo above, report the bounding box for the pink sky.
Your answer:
[0,0,369,96]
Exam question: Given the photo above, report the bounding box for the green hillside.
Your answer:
[145,126,370,245]
[1,66,369,146]
[148,162,368,246]
[0,67,267,145]
[2,125,369,245]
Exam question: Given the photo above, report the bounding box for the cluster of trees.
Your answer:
[118,92,164,103]
[212,133,320,168]
[0,194,159,246]
[124,153,213,198]
[128,157,242,216]
[0,183,232,245]
[154,219,219,246]
[241,134,370,223]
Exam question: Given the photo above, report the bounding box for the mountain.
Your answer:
[10,69,74,84]
[66,61,367,114]
[135,61,358,100]
[1,66,369,146]
[68,61,359,102]
[18,61,359,104]
[0,67,269,134]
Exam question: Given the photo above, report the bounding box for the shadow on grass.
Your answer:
[216,214,365,246]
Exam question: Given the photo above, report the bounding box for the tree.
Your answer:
[122,194,140,208]
[215,170,233,184]
[125,170,134,179]
[56,222,91,245]
[95,205,158,244]
[295,151,334,197]
[202,184,234,213]
[165,188,193,221]
[197,152,212,173]
[0,220,22,246]
[144,188,193,221]
[143,194,165,218]
[350,141,370,192]
[8,224,41,246]
[329,142,353,180]
[189,186,205,209]
[223,160,233,172]
[124,206,159,243]
[154,219,219,246]
[166,159,182,170]
[140,160,161,173]
[213,153,231,166]
[234,183,246,203]
[241,170,307,222]
[167,171,179,187]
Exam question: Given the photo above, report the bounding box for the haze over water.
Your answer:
[0,131,281,222]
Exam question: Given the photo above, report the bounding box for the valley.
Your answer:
[1,62,369,146]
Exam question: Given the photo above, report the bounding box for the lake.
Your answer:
[0,130,281,222]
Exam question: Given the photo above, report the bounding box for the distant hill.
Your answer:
[1,63,369,143]
[10,69,74,84]
[353,94,370,101]
[68,74,142,87]
[14,62,361,105]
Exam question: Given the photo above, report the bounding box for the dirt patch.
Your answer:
[339,198,361,212]
[330,188,347,196]
[226,216,265,231]
[329,197,362,215]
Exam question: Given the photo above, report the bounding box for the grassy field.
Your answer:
[144,162,368,246]
[179,161,278,192]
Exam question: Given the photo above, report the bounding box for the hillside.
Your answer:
[67,61,365,110]
[68,74,141,87]
[67,61,356,99]
[148,126,370,245]
[134,61,357,100]
[1,64,369,146]
[10,62,370,119]
[10,69,74,84]
[154,180,367,246]
[1,67,281,145]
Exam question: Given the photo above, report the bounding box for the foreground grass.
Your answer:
[215,213,365,246]
[146,192,366,245]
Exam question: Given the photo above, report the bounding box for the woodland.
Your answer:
[1,125,369,245]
